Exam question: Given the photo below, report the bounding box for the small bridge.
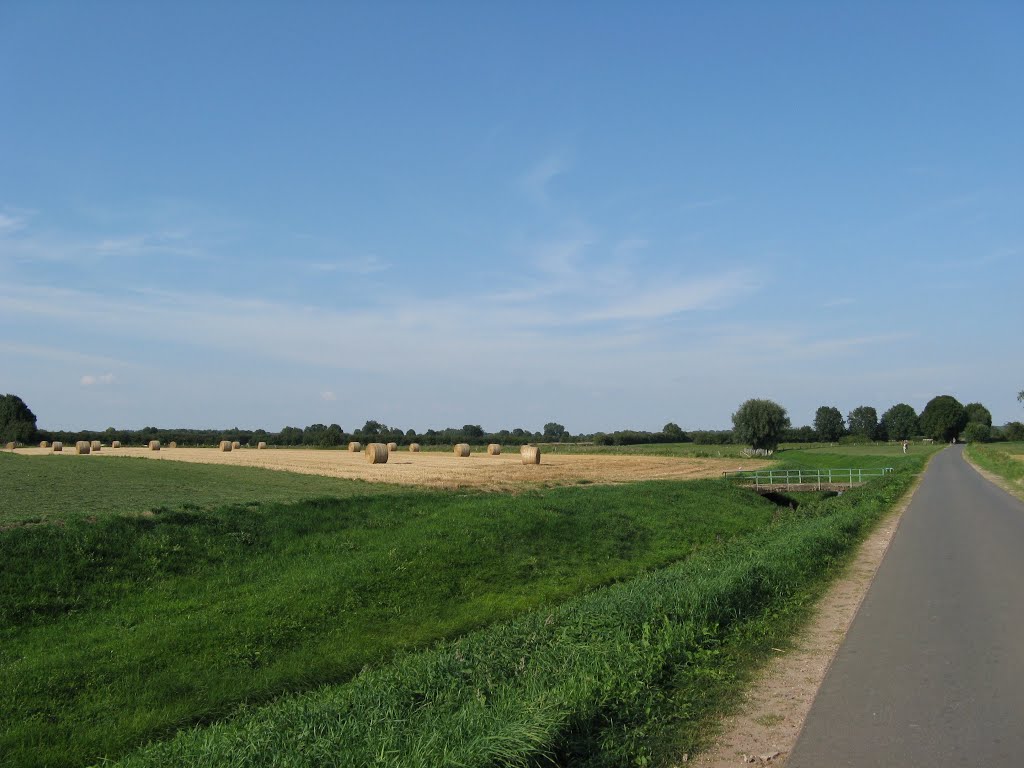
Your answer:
[722,467,895,493]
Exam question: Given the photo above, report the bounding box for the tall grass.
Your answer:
[965,442,1024,498]
[112,469,917,768]
[1,481,774,768]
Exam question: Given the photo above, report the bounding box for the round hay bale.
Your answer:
[487,443,501,456]
[90,440,102,452]
[231,441,241,450]
[454,443,471,457]
[52,441,63,452]
[220,441,232,452]
[76,441,91,455]
[111,440,121,449]
[168,441,177,449]
[5,442,15,450]
[257,441,267,449]
[39,440,49,449]
[348,441,362,452]
[387,442,398,452]
[521,445,541,465]
[365,443,388,464]
[409,443,421,452]
[149,440,161,451]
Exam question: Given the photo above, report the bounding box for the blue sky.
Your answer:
[2,2,1022,432]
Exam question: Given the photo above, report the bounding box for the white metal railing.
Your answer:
[721,467,895,489]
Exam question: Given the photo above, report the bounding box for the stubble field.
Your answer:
[14,445,767,490]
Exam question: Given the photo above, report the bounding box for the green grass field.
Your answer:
[965,442,1024,500]
[0,451,399,523]
[779,442,943,470]
[0,442,929,767]
[1,475,778,768]
[110,468,921,768]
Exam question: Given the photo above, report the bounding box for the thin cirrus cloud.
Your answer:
[80,373,115,386]
[519,153,569,204]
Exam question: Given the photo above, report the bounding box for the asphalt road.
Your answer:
[789,445,1024,767]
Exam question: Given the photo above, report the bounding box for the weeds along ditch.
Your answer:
[3,480,775,768]
[107,465,921,768]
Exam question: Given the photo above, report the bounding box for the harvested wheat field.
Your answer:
[24,446,769,491]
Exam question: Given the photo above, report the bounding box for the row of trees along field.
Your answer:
[3,392,1022,449]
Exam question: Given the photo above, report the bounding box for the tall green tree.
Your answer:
[731,398,790,451]
[919,395,968,441]
[813,406,845,441]
[847,406,879,439]
[880,403,919,440]
[543,422,567,441]
[964,402,992,427]
[0,394,37,444]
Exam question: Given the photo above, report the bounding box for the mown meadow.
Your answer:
[0,446,933,767]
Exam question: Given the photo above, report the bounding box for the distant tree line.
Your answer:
[3,390,1022,450]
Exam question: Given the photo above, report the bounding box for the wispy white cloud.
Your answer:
[80,373,115,386]
[580,270,759,322]
[520,153,569,204]
[0,211,29,235]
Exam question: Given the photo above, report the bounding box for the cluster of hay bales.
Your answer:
[409,443,421,452]
[348,441,361,452]
[365,443,388,464]
[257,442,267,449]
[111,440,121,448]
[454,443,471,457]
[521,445,541,465]
[149,440,160,451]
[219,441,232,452]
[52,441,63,452]
[76,441,91,455]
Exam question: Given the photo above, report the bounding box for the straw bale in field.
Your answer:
[52,441,63,452]
[90,440,101,452]
[487,443,501,455]
[409,443,421,452]
[4,442,15,450]
[76,441,91,455]
[231,441,241,450]
[521,445,541,465]
[387,442,398,452]
[39,441,49,449]
[257,442,267,449]
[220,441,232,452]
[168,441,177,449]
[111,440,121,448]
[348,441,362,452]
[454,443,471,457]
[365,443,388,464]
[149,440,161,451]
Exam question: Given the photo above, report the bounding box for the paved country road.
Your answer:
[788,446,1024,767]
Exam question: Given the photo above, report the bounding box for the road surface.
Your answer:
[789,445,1024,766]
